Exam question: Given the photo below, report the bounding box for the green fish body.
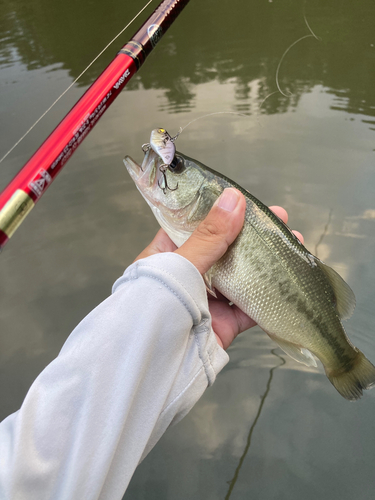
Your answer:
[124,132,375,400]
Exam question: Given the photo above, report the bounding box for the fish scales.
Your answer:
[196,176,351,368]
[212,203,354,368]
[124,130,375,401]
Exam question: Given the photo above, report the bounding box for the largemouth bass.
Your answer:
[124,129,375,401]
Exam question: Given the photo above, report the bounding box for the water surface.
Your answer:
[1,1,375,499]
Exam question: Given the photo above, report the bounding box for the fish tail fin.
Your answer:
[326,351,375,401]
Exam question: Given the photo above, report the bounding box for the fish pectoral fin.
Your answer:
[203,269,217,298]
[314,257,356,320]
[269,335,317,367]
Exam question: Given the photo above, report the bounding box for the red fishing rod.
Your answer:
[0,0,191,251]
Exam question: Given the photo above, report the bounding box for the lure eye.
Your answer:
[158,128,165,133]
[168,155,185,174]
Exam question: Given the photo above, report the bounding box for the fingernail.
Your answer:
[217,188,240,212]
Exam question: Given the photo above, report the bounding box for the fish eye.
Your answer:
[168,155,185,174]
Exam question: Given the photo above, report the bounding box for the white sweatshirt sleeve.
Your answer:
[0,252,229,500]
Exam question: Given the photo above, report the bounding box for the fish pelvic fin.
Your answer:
[268,335,317,368]
[326,351,375,401]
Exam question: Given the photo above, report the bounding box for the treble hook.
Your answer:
[138,143,153,172]
[158,164,178,194]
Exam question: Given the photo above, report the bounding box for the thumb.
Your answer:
[175,188,246,275]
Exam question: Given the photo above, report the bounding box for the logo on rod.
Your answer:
[29,169,52,197]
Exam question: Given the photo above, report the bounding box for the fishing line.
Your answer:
[257,90,279,115]
[275,33,317,98]
[0,0,154,165]
[178,111,250,134]
[176,9,321,136]
[2,1,320,162]
[303,0,321,41]
[155,111,251,148]
[259,5,321,111]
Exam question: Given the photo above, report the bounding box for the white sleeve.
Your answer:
[0,252,229,500]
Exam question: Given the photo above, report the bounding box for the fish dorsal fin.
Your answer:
[268,334,317,367]
[314,257,356,320]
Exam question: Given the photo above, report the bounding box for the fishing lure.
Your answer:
[142,128,181,193]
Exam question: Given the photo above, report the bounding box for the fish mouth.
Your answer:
[124,149,165,211]
[123,155,142,180]
[123,149,160,189]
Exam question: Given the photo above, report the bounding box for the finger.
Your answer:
[269,206,304,244]
[292,230,304,245]
[175,188,246,275]
[269,205,288,224]
[210,300,257,336]
[209,300,257,350]
[134,229,177,262]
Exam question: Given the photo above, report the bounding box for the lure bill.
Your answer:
[124,129,375,401]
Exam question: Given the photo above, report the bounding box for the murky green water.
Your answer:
[1,0,375,498]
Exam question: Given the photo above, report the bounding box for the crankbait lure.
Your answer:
[142,128,181,193]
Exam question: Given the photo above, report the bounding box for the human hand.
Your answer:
[134,188,304,350]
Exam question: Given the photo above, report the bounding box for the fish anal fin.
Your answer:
[314,257,356,320]
[269,335,317,368]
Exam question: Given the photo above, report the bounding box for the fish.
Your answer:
[124,129,375,401]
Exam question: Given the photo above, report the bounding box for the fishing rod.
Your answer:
[0,0,191,251]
